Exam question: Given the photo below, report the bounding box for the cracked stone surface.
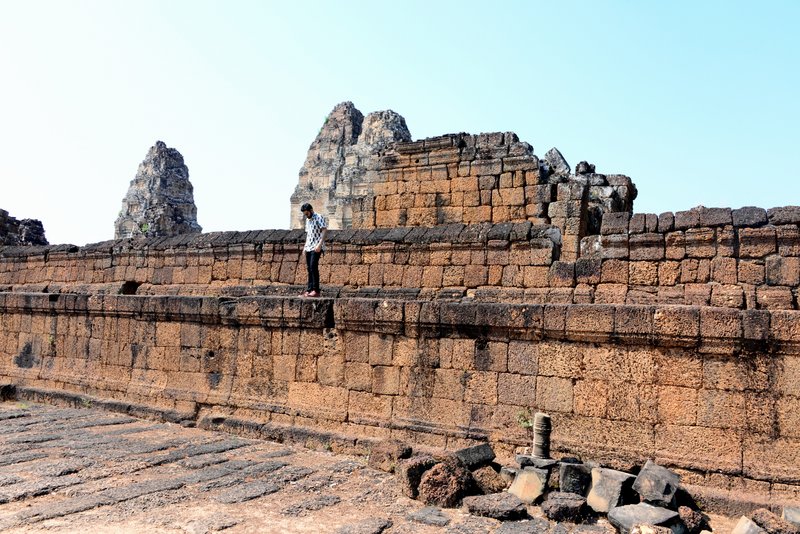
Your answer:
[0,402,736,533]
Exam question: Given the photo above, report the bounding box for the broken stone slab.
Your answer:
[500,466,518,485]
[732,516,766,534]
[407,506,451,527]
[609,503,686,534]
[396,455,436,499]
[417,458,475,508]
[462,492,527,521]
[453,443,495,470]
[587,467,636,513]
[544,147,571,176]
[784,506,800,527]
[560,463,592,495]
[213,481,280,504]
[495,518,552,534]
[750,508,800,534]
[472,465,508,494]
[367,440,411,473]
[633,460,681,508]
[541,491,589,522]
[508,466,548,504]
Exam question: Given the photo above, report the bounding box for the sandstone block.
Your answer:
[767,206,800,226]
[733,516,767,534]
[508,466,548,504]
[658,212,675,232]
[608,503,683,534]
[586,467,637,513]
[462,492,527,520]
[541,491,589,523]
[601,212,630,235]
[732,207,768,227]
[453,443,495,470]
[632,459,680,508]
[559,462,592,496]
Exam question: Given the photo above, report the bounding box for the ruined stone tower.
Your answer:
[0,209,48,246]
[114,141,202,239]
[290,102,411,229]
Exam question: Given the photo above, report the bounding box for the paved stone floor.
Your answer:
[0,401,730,534]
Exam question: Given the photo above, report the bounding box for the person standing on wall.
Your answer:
[301,203,327,297]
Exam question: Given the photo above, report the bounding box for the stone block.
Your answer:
[417,458,475,508]
[472,465,509,494]
[739,227,777,258]
[452,443,495,470]
[658,212,675,232]
[396,455,437,498]
[732,516,766,534]
[608,503,683,534]
[559,462,592,495]
[462,492,527,520]
[601,212,630,235]
[675,209,700,230]
[783,506,800,527]
[767,206,800,225]
[367,440,412,473]
[508,466,548,504]
[586,467,636,513]
[765,256,800,286]
[630,233,666,261]
[732,207,768,227]
[541,491,589,522]
[653,306,699,343]
[750,508,800,534]
[698,207,732,227]
[632,459,680,508]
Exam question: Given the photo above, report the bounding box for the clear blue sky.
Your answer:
[1,0,798,245]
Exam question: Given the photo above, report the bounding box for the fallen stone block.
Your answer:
[541,491,589,522]
[407,506,450,527]
[560,462,592,495]
[633,459,680,508]
[750,508,800,534]
[367,440,411,473]
[462,492,527,520]
[500,466,518,485]
[732,516,766,534]
[516,454,558,470]
[335,517,392,534]
[587,467,636,513]
[508,467,548,504]
[417,458,475,508]
[453,443,495,469]
[678,506,709,534]
[784,507,800,527]
[608,503,685,534]
[472,465,508,494]
[395,455,436,499]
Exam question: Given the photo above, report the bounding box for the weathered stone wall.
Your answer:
[1,292,799,503]
[2,217,798,309]
[352,133,636,262]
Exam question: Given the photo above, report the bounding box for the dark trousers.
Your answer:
[305,250,322,292]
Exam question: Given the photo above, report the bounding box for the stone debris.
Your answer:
[541,491,590,522]
[282,494,342,516]
[185,514,239,534]
[114,140,202,239]
[453,443,496,470]
[678,505,709,534]
[544,147,571,177]
[559,462,593,495]
[396,455,437,498]
[508,467,548,504]
[367,439,412,473]
[749,508,800,534]
[733,516,767,534]
[608,503,685,534]
[632,460,681,508]
[417,458,475,508]
[213,481,281,504]
[494,518,552,533]
[784,506,800,527]
[472,465,509,494]
[586,467,636,513]
[462,492,527,520]
[407,506,452,527]
[0,208,48,246]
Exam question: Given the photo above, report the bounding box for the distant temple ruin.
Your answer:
[114,141,202,239]
[0,208,47,246]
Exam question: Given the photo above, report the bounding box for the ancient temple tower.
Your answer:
[0,209,48,245]
[290,101,411,229]
[114,141,202,239]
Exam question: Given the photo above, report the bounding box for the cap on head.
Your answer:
[300,203,313,213]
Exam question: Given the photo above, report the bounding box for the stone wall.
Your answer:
[2,217,798,309]
[0,209,48,246]
[1,292,799,504]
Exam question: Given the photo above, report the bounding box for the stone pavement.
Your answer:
[0,402,616,534]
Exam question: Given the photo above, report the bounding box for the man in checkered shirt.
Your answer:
[300,203,327,297]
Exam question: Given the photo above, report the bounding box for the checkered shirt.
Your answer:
[304,213,327,252]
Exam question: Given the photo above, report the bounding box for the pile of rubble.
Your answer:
[367,440,800,533]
